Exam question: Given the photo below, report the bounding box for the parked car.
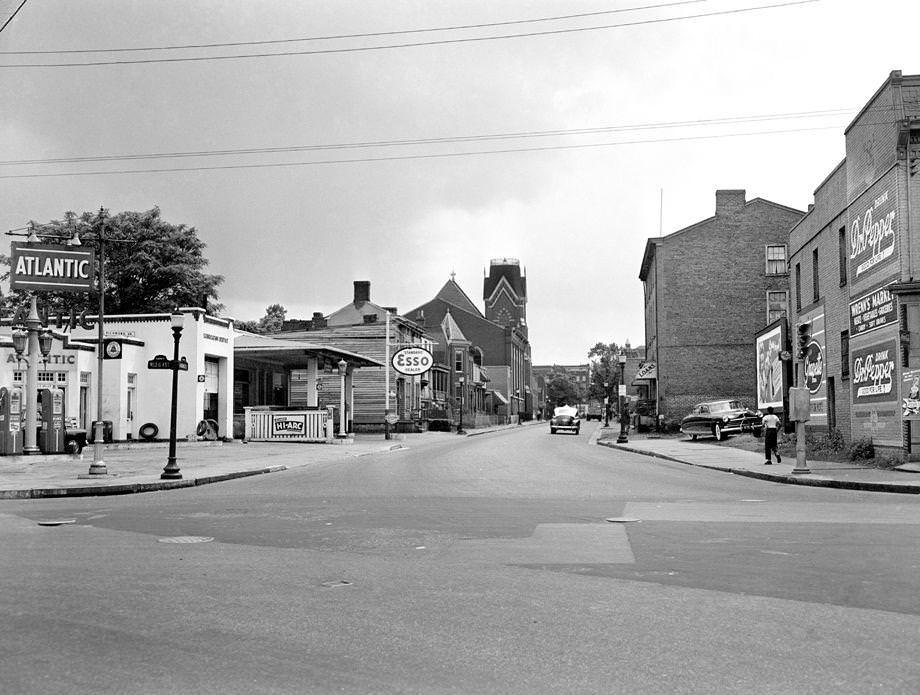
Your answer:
[680,400,763,441]
[585,401,604,421]
[550,406,581,435]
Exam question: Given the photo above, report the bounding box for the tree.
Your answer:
[0,207,223,318]
[545,374,580,409]
[257,304,287,334]
[586,342,623,402]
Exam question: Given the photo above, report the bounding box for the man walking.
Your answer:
[762,406,781,465]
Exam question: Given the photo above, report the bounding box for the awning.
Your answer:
[234,332,384,369]
[490,390,509,404]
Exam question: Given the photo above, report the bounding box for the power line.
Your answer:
[0,0,708,54]
[0,0,27,35]
[0,0,819,68]
[0,125,840,179]
[0,108,852,167]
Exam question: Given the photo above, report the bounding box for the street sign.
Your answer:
[148,355,188,371]
[10,242,95,292]
[385,412,399,425]
[391,346,433,376]
[103,339,122,360]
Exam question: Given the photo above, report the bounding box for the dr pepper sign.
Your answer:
[391,347,433,376]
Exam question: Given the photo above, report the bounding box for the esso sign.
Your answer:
[392,347,433,376]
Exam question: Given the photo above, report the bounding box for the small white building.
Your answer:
[0,307,234,442]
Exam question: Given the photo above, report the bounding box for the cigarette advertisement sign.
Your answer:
[755,321,786,410]
[851,338,898,404]
[848,176,898,285]
[849,281,896,337]
[10,242,95,292]
[902,368,920,421]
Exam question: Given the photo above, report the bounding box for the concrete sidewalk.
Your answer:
[0,421,532,499]
[596,428,920,495]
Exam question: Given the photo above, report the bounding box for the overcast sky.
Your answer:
[2,0,919,364]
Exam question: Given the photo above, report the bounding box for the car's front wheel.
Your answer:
[550,428,557,434]
[690,433,698,441]
[713,423,724,440]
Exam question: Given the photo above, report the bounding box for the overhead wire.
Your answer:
[0,0,819,68]
[0,125,841,179]
[0,0,708,54]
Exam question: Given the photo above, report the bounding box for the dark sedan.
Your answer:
[680,400,762,441]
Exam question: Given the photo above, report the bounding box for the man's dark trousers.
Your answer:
[764,428,779,462]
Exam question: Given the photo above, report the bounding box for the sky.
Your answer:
[2,0,920,365]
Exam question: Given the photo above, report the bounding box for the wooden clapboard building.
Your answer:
[279,281,430,431]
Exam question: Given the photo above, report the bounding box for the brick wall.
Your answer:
[653,191,803,420]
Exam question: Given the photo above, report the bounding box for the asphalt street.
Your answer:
[2,422,919,694]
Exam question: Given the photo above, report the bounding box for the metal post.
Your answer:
[457,377,466,434]
[339,363,347,437]
[88,215,107,475]
[384,311,391,440]
[617,358,629,443]
[161,323,183,479]
[792,360,810,474]
[22,296,40,455]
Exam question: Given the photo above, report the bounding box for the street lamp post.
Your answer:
[457,376,466,434]
[337,358,348,437]
[11,296,54,454]
[161,311,186,480]
[617,353,629,444]
[603,381,610,427]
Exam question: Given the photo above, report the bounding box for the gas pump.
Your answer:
[0,386,23,455]
[38,387,65,454]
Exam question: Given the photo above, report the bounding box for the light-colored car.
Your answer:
[680,400,763,441]
[550,405,581,435]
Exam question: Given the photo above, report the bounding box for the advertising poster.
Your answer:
[755,321,785,410]
[798,312,826,422]
[271,414,306,436]
[848,175,898,285]
[851,338,898,403]
[902,368,920,421]
[849,281,897,337]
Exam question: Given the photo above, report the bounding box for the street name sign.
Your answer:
[10,242,95,292]
[148,355,188,371]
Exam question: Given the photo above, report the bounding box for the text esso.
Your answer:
[391,347,433,376]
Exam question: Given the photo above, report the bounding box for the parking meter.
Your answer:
[38,387,65,454]
[0,386,23,455]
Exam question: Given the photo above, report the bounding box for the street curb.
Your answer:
[597,440,920,495]
[0,465,289,500]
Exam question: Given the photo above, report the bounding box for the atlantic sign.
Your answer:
[10,243,95,292]
[391,347,433,376]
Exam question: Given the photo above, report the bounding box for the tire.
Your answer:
[550,428,557,434]
[713,423,724,441]
[139,422,159,441]
[690,434,698,441]
[575,427,580,435]
[196,420,209,437]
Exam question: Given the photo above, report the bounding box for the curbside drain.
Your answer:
[321,580,353,588]
[157,536,214,544]
[605,517,640,523]
[37,519,76,526]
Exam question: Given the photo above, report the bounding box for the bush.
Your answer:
[806,428,847,455]
[847,437,875,461]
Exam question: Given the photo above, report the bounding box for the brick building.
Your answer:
[788,70,920,457]
[640,190,804,422]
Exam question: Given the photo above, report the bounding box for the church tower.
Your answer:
[483,258,527,335]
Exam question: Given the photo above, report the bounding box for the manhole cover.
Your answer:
[605,517,641,523]
[157,536,214,544]
[37,519,76,526]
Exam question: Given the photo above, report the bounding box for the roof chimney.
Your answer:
[311,311,326,329]
[354,280,370,305]
[715,189,746,216]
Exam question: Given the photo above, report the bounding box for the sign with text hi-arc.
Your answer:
[10,242,95,292]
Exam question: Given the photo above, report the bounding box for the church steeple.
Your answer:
[483,258,527,334]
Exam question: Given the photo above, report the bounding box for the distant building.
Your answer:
[640,189,804,422]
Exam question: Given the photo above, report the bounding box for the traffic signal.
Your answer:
[797,322,811,358]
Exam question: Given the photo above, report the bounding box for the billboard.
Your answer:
[10,242,95,292]
[755,320,787,410]
[848,174,898,286]
[849,280,897,337]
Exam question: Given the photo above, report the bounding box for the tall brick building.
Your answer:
[788,70,920,457]
[640,190,804,422]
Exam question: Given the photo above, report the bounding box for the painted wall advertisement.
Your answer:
[849,281,897,337]
[851,337,900,444]
[799,312,826,422]
[848,176,898,286]
[902,368,920,421]
[755,322,786,410]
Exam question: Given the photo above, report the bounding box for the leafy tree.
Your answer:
[545,374,580,408]
[257,303,287,334]
[0,207,223,318]
[586,342,625,402]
